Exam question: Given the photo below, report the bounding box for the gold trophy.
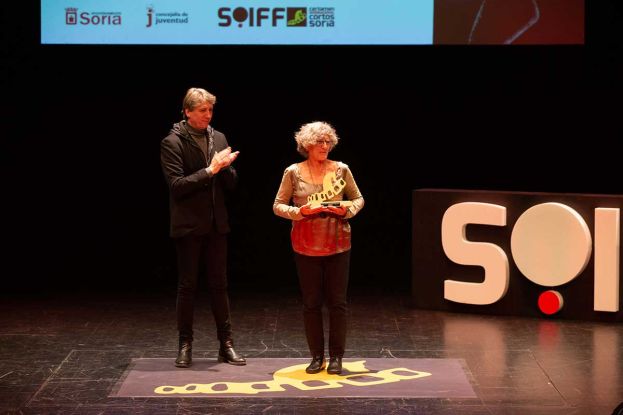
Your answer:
[307,172,354,209]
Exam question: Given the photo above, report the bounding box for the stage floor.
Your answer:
[1,288,621,414]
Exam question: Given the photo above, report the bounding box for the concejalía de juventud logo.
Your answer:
[146,5,189,28]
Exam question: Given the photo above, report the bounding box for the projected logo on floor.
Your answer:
[154,360,431,395]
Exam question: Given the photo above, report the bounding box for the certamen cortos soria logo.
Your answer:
[217,6,334,28]
[65,7,122,25]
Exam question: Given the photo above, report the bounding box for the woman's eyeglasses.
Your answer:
[314,139,333,146]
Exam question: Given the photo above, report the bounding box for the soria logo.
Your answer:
[65,7,77,25]
[64,7,122,25]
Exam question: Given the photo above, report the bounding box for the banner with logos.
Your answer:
[41,0,585,45]
[41,0,435,44]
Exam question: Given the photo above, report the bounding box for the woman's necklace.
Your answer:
[307,160,326,185]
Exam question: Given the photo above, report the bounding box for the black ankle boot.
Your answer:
[218,339,246,365]
[327,356,342,374]
[175,338,192,368]
[305,356,326,374]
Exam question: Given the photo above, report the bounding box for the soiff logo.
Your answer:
[287,8,306,26]
[154,360,431,395]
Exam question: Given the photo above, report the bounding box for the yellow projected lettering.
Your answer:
[154,360,432,395]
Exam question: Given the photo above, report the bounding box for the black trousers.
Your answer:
[175,232,231,342]
[294,250,350,358]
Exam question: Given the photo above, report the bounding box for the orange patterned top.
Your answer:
[273,162,364,256]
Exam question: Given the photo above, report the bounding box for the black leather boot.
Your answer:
[327,356,342,375]
[218,339,246,365]
[175,337,192,368]
[305,355,326,374]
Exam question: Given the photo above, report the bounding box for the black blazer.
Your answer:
[160,121,237,238]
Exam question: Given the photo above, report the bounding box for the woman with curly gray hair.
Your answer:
[273,121,364,375]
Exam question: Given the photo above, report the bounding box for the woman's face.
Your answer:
[185,102,213,130]
[307,136,332,162]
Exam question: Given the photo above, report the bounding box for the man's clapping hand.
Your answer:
[209,147,239,174]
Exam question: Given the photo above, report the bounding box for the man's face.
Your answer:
[185,102,213,130]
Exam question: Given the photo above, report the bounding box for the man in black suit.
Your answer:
[160,87,245,367]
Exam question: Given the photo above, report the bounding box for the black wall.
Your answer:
[3,2,622,293]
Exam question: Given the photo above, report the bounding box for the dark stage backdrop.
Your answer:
[2,2,621,293]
